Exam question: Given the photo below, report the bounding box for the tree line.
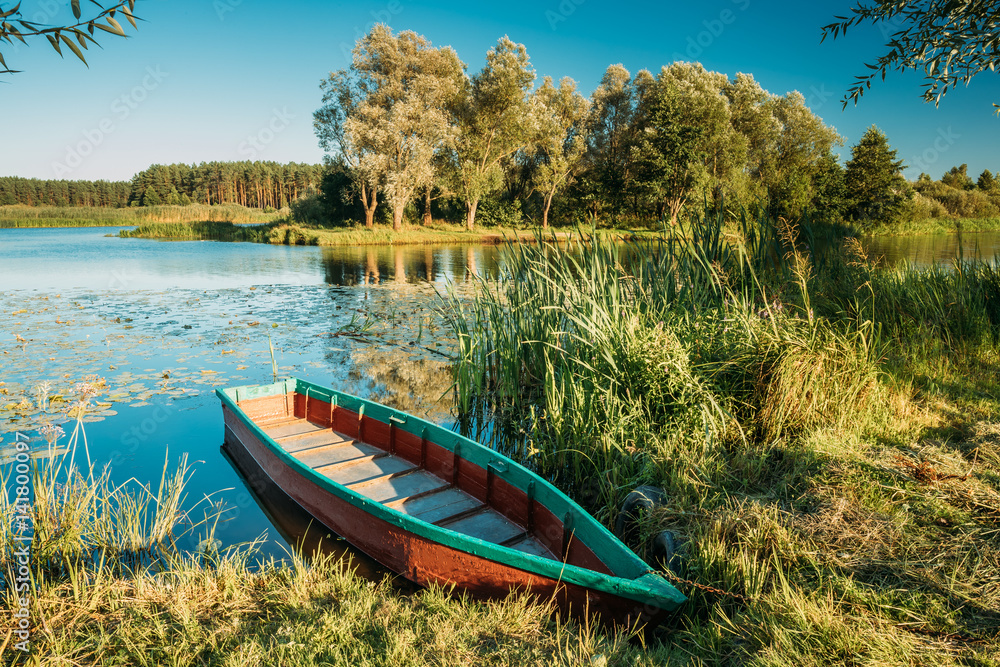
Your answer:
[0,177,131,207]
[312,25,848,231]
[912,164,1000,220]
[128,162,324,209]
[311,26,1000,231]
[0,161,324,211]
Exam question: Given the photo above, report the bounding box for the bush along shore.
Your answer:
[441,209,1000,665]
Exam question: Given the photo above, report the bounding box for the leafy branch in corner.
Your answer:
[822,0,1000,113]
[0,0,140,74]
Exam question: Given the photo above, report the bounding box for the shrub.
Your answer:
[910,192,949,219]
[267,224,318,245]
[475,196,523,227]
[290,193,327,225]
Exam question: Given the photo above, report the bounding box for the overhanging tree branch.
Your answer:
[0,0,139,74]
[822,1,1000,112]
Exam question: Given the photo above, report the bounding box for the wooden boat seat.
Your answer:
[262,418,555,559]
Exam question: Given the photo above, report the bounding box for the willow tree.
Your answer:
[345,26,465,231]
[636,63,745,224]
[315,70,380,228]
[315,26,464,230]
[580,65,653,221]
[451,37,536,230]
[765,92,842,219]
[0,1,138,74]
[532,76,589,229]
[823,1,1000,112]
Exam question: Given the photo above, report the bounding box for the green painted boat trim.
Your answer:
[217,378,686,611]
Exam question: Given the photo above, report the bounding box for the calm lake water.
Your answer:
[1,226,998,563]
[864,230,1000,267]
[0,227,501,564]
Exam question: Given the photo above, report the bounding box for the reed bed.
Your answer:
[0,401,206,587]
[0,204,286,228]
[442,209,1000,664]
[118,221,321,245]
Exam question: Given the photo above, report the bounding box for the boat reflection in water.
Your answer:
[221,435,412,589]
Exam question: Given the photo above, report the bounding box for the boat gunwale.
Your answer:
[216,378,685,610]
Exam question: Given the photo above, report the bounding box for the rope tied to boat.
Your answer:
[650,568,753,604]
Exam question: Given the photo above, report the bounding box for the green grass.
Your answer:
[0,204,287,228]
[0,400,672,666]
[119,221,321,245]
[440,211,1000,665]
[7,548,680,666]
[120,219,584,246]
[863,216,1000,236]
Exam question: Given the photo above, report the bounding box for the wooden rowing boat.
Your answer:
[216,377,686,627]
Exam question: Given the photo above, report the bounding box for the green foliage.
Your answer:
[474,195,524,227]
[914,176,1000,219]
[941,164,975,190]
[822,1,1000,112]
[0,1,138,74]
[289,193,327,225]
[266,223,319,246]
[0,176,131,206]
[633,73,709,224]
[451,36,536,230]
[309,36,844,230]
[979,168,1000,193]
[843,126,910,226]
[443,209,1000,663]
[531,76,590,228]
[0,203,283,228]
[342,25,466,231]
[808,152,847,221]
[129,161,322,210]
[578,64,647,222]
[120,221,276,242]
[321,163,360,218]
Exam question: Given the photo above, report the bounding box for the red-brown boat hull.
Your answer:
[222,402,672,628]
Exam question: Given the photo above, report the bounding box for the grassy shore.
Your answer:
[119,220,585,246]
[9,550,671,666]
[441,213,1000,665]
[0,407,666,666]
[863,216,1000,236]
[0,204,286,228]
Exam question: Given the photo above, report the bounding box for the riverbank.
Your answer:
[118,220,586,246]
[11,548,664,665]
[440,214,1000,665]
[9,203,1000,242]
[863,216,1000,236]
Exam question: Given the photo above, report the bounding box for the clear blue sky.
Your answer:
[0,0,997,183]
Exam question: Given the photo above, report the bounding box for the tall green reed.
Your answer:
[1,387,218,592]
[441,208,891,510]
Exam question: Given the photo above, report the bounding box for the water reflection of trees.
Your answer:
[348,347,454,423]
[321,245,500,286]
